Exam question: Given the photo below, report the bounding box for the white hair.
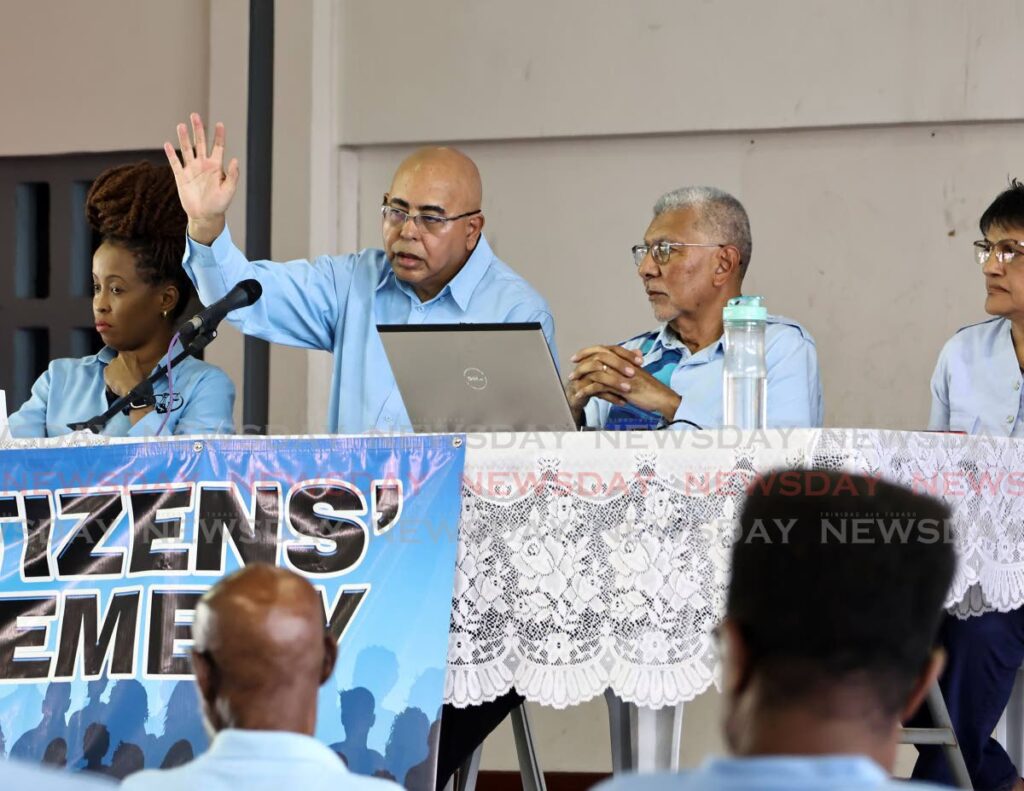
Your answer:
[653,186,752,270]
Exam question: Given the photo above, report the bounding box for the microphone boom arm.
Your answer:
[66,330,217,434]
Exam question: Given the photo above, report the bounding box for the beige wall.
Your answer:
[0,0,210,156]
[339,0,1024,143]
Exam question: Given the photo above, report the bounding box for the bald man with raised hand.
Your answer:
[166,114,557,433]
[121,565,400,791]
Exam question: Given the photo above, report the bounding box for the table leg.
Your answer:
[605,690,685,773]
[605,690,634,773]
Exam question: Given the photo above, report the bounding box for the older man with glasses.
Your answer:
[166,113,555,433]
[568,185,822,430]
[912,178,1024,791]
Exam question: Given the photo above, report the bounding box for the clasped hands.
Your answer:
[566,345,681,426]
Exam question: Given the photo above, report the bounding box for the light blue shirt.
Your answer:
[183,226,557,433]
[120,729,401,791]
[930,317,1024,436]
[585,316,823,429]
[7,346,235,438]
[0,759,114,789]
[595,755,949,791]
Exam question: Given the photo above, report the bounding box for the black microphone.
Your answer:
[179,279,263,343]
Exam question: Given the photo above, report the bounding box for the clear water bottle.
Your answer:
[723,296,767,429]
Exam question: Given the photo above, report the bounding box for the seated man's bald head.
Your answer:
[191,564,336,736]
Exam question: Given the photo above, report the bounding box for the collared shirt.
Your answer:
[183,226,557,434]
[929,317,1024,436]
[7,346,235,438]
[594,755,949,791]
[584,315,823,430]
[120,729,401,791]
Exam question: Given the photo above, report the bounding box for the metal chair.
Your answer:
[899,683,973,790]
[444,702,547,791]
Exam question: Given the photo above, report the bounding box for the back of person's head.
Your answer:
[191,563,337,736]
[86,161,195,320]
[727,469,955,720]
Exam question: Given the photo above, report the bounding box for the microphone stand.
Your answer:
[67,329,218,434]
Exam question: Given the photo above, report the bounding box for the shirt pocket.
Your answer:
[948,409,979,434]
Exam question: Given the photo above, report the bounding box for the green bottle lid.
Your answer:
[723,295,767,322]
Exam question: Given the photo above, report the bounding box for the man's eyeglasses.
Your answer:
[632,241,725,267]
[381,202,481,234]
[974,239,1024,267]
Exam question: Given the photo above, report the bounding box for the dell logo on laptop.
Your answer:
[464,367,488,390]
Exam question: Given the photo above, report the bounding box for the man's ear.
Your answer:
[712,245,742,286]
[321,633,339,685]
[901,648,945,724]
[192,649,217,706]
[721,618,755,697]
[465,213,485,250]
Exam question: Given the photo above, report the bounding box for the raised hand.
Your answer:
[164,112,239,244]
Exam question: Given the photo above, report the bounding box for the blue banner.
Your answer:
[0,435,465,789]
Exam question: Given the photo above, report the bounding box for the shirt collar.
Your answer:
[86,346,118,366]
[995,317,1021,372]
[377,235,495,311]
[207,729,347,768]
[701,754,887,782]
[652,324,725,356]
[85,345,187,375]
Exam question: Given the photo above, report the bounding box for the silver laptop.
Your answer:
[378,323,577,432]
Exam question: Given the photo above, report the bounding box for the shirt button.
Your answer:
[1015,381,1021,391]
[385,416,393,424]
[1008,416,1015,424]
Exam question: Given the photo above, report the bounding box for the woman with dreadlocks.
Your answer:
[8,161,235,437]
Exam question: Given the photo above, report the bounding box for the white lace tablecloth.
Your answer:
[448,428,1024,709]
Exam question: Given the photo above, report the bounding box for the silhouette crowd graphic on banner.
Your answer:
[1,646,446,789]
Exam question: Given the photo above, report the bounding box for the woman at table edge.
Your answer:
[912,178,1024,791]
[7,161,235,439]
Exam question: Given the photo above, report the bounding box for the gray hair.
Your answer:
[653,186,752,271]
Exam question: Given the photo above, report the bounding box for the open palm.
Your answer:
[164,112,239,223]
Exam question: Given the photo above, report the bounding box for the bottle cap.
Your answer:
[723,295,767,322]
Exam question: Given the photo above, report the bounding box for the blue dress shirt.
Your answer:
[595,755,949,791]
[120,729,401,791]
[585,315,823,429]
[7,346,235,438]
[930,317,1024,436]
[183,226,557,434]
